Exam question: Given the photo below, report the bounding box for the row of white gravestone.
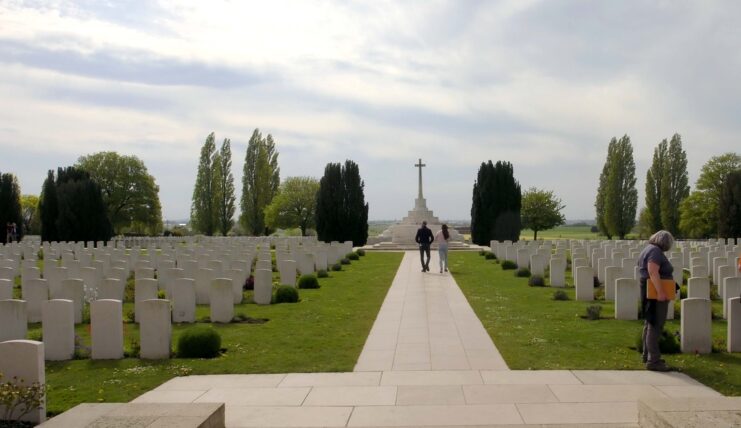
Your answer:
[1,298,173,361]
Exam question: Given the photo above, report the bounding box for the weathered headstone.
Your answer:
[723,277,741,319]
[728,297,741,353]
[687,277,710,299]
[171,278,196,323]
[253,269,272,305]
[549,258,566,287]
[139,299,171,359]
[615,278,639,320]
[210,278,234,323]
[41,299,75,361]
[0,340,46,424]
[575,266,594,301]
[681,298,712,354]
[91,299,124,360]
[196,268,214,305]
[0,299,27,342]
[60,279,85,324]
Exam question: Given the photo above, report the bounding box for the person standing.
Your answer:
[435,224,450,273]
[415,221,434,272]
[638,230,675,372]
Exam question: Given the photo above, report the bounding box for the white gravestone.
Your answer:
[549,258,566,287]
[680,298,712,354]
[226,269,245,304]
[279,260,297,287]
[196,268,214,305]
[22,278,48,323]
[98,278,124,301]
[60,278,85,324]
[253,269,273,305]
[529,255,546,277]
[615,278,639,320]
[0,340,46,424]
[299,253,315,275]
[256,260,272,271]
[575,266,594,301]
[171,278,196,323]
[42,299,75,361]
[687,277,710,299]
[723,277,741,319]
[0,278,12,300]
[139,299,171,359]
[210,278,234,323]
[0,299,27,342]
[91,299,124,360]
[728,297,741,353]
[604,266,622,301]
[134,278,158,323]
[135,267,155,280]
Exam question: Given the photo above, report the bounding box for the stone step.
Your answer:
[39,402,225,428]
[638,397,741,427]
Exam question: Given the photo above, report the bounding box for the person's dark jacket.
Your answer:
[415,226,434,246]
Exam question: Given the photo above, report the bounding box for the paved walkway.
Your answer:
[132,251,722,427]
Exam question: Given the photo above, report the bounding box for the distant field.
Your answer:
[521,225,600,241]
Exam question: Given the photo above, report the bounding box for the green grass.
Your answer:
[519,225,640,241]
[24,252,403,415]
[450,252,740,396]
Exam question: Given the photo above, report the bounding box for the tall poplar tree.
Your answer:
[659,134,690,235]
[470,160,521,244]
[240,129,280,235]
[191,132,217,236]
[718,171,741,239]
[0,172,23,244]
[644,139,667,233]
[315,160,369,246]
[604,135,638,239]
[595,140,615,239]
[215,138,236,236]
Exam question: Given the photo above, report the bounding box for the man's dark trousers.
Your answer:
[419,244,431,271]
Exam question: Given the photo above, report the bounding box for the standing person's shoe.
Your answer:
[646,361,671,372]
[440,268,443,273]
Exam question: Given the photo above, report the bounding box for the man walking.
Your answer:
[415,221,434,272]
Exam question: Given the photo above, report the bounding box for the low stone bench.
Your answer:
[39,402,224,428]
[638,397,741,427]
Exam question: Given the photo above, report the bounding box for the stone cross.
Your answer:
[415,158,426,199]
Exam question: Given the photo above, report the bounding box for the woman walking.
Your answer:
[638,230,675,372]
[435,224,450,273]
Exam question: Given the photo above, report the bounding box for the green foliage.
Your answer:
[340,257,351,265]
[297,274,320,289]
[20,194,40,235]
[214,139,236,236]
[528,275,544,286]
[552,290,569,300]
[331,263,342,271]
[191,133,218,236]
[77,151,163,236]
[240,129,280,236]
[635,329,681,354]
[520,187,565,240]
[718,170,741,239]
[660,135,690,235]
[347,252,359,261]
[315,160,369,246]
[680,153,741,238]
[471,160,522,244]
[484,251,496,260]
[274,285,299,303]
[317,269,328,278]
[595,149,610,238]
[515,267,531,278]
[0,372,46,422]
[176,325,222,358]
[264,177,320,236]
[644,139,667,234]
[585,304,602,320]
[0,173,23,244]
[40,167,113,242]
[501,260,517,270]
[602,136,638,239]
[356,249,366,256]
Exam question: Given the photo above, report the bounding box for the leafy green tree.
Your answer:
[595,142,614,239]
[20,195,40,235]
[214,138,236,236]
[471,160,521,244]
[718,170,741,239]
[39,167,113,242]
[240,129,280,235]
[644,139,667,233]
[77,151,162,235]
[0,173,23,244]
[264,177,320,236]
[521,187,565,240]
[315,160,369,246]
[191,133,218,235]
[680,152,741,238]
[659,134,690,235]
[603,135,637,239]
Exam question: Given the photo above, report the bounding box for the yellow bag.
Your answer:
[647,278,676,300]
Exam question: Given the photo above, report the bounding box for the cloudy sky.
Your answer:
[1,1,739,223]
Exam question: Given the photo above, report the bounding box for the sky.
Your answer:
[0,1,739,223]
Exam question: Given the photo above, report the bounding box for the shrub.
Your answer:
[585,304,602,320]
[478,249,486,256]
[553,290,569,300]
[157,290,166,299]
[177,326,222,358]
[484,252,496,260]
[347,252,359,261]
[593,276,601,288]
[297,274,320,289]
[515,267,531,278]
[340,258,351,265]
[501,260,517,270]
[356,249,366,257]
[274,286,299,303]
[317,269,329,278]
[528,275,545,287]
[0,372,46,423]
[331,263,342,271]
[635,329,681,354]
[243,275,255,290]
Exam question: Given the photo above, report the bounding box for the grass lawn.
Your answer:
[450,251,740,396]
[21,251,403,416]
[519,225,641,241]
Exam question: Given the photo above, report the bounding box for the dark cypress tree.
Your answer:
[470,160,522,245]
[40,170,59,242]
[315,160,369,246]
[0,172,23,244]
[718,170,741,239]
